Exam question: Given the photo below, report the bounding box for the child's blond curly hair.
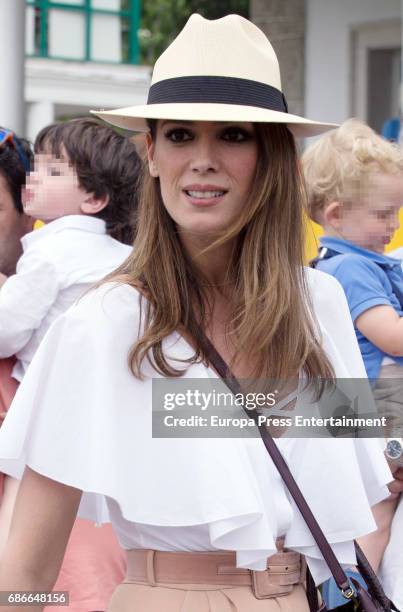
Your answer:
[301,118,403,224]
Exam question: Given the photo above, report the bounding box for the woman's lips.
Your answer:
[183,187,227,207]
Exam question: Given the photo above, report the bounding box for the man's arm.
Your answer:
[357,460,403,572]
[356,495,398,573]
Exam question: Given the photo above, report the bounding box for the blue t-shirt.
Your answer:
[315,236,403,381]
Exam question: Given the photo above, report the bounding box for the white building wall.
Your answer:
[25,59,151,142]
[305,0,401,124]
[21,0,150,141]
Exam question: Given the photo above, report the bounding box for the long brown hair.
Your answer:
[107,122,334,386]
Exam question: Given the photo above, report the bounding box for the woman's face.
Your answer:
[146,120,258,238]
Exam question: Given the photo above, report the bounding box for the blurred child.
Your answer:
[0,118,142,611]
[0,118,139,381]
[302,118,403,607]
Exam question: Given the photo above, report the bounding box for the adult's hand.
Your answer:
[387,460,403,496]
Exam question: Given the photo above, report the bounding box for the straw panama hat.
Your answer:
[92,13,337,137]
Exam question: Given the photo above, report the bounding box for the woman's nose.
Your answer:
[189,139,219,173]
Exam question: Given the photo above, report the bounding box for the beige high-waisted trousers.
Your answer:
[107,548,311,612]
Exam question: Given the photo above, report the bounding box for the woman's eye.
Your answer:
[222,127,252,142]
[165,128,192,143]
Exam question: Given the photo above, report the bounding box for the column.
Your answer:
[0,0,25,134]
[250,0,305,117]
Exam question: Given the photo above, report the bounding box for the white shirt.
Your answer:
[0,215,131,380]
[0,267,393,586]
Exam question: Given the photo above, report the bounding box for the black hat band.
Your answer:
[147,76,288,113]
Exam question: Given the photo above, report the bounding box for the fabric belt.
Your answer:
[124,544,304,599]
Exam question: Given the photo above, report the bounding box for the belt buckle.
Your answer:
[251,569,294,600]
[250,553,301,600]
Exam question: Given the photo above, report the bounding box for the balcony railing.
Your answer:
[25,0,141,64]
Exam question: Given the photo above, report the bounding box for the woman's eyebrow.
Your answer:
[160,121,247,128]
[160,120,194,128]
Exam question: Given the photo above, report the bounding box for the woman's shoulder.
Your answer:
[303,265,347,307]
[303,266,368,377]
[303,265,355,334]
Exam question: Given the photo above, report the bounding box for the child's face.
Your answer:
[23,151,88,222]
[339,173,403,253]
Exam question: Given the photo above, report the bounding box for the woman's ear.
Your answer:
[323,201,343,230]
[80,192,109,215]
[146,133,159,178]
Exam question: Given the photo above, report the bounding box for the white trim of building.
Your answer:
[25,57,151,140]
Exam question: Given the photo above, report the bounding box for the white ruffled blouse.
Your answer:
[0,267,393,585]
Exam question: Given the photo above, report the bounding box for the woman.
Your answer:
[0,14,396,612]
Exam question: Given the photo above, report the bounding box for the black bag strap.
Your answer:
[310,246,334,269]
[201,335,351,591]
[199,331,399,611]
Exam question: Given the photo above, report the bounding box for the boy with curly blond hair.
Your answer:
[302,118,403,606]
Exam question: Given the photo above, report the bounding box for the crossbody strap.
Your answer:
[200,332,400,611]
[200,333,354,595]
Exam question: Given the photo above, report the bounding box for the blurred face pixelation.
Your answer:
[24,150,89,222]
[146,120,258,239]
[340,173,403,253]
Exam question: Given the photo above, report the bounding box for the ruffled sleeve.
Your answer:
[0,282,148,523]
[0,278,393,586]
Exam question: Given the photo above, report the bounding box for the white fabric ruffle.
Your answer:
[0,270,393,585]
